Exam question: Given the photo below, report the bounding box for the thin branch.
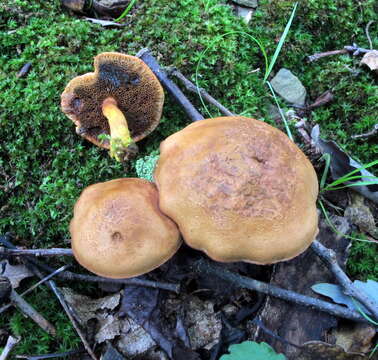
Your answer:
[16,349,82,359]
[52,270,180,293]
[136,48,205,122]
[0,237,98,360]
[307,44,373,62]
[0,265,70,315]
[28,265,99,360]
[0,244,180,293]
[0,335,21,360]
[0,247,73,257]
[365,20,374,50]
[167,68,235,116]
[193,258,368,323]
[307,49,348,62]
[311,240,378,321]
[9,290,57,336]
[351,124,378,140]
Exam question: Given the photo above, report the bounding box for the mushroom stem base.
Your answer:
[102,97,136,161]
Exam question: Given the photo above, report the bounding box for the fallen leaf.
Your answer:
[311,125,378,204]
[311,280,378,315]
[344,193,377,238]
[102,343,125,360]
[332,322,376,354]
[61,287,121,325]
[117,317,156,357]
[0,260,33,288]
[185,296,221,350]
[298,341,366,359]
[95,313,122,343]
[361,50,378,72]
[220,341,286,360]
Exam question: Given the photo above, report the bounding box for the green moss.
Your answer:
[0,0,377,355]
[0,285,80,354]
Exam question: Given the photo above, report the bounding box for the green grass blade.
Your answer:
[324,159,378,189]
[318,199,377,243]
[266,81,293,140]
[115,0,138,22]
[324,180,378,191]
[320,153,331,190]
[351,298,378,325]
[195,31,268,118]
[263,2,298,81]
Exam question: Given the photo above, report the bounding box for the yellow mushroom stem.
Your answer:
[102,97,134,161]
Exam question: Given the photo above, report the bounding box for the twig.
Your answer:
[311,240,378,321]
[51,270,180,293]
[193,258,369,323]
[307,49,348,62]
[136,48,205,122]
[0,265,70,315]
[307,44,372,62]
[16,349,82,359]
[0,335,20,360]
[0,243,180,293]
[167,68,235,116]
[16,62,32,78]
[0,247,73,257]
[365,20,374,50]
[9,290,57,336]
[0,236,98,360]
[351,123,378,140]
[28,266,99,360]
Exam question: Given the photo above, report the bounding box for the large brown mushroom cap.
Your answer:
[154,117,319,264]
[61,52,164,148]
[70,178,181,278]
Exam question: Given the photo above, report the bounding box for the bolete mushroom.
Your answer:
[154,116,319,264]
[70,178,181,278]
[61,52,164,161]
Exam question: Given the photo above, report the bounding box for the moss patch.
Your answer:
[0,0,377,354]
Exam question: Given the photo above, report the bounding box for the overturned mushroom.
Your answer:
[70,178,181,278]
[61,52,164,161]
[154,116,319,264]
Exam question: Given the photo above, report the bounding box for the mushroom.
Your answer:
[61,52,164,161]
[154,116,319,264]
[70,178,181,278]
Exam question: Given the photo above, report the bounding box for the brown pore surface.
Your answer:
[61,52,164,148]
[70,178,181,278]
[154,117,319,264]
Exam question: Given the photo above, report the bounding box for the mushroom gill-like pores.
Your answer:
[61,52,164,161]
[70,178,181,278]
[154,116,319,265]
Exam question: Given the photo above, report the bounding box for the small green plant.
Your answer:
[195,2,298,140]
[220,341,286,360]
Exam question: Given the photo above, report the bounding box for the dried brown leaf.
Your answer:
[61,287,121,325]
[1,260,33,288]
[298,341,366,360]
[332,322,376,354]
[361,50,378,72]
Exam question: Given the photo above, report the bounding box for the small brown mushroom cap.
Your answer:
[70,178,181,278]
[154,117,319,264]
[61,52,164,148]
